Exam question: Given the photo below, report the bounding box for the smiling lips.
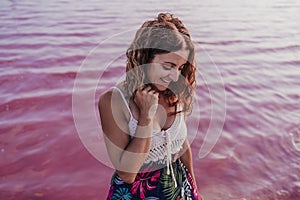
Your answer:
[160,78,171,83]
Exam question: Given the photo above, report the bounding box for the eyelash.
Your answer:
[162,65,171,70]
[162,65,184,71]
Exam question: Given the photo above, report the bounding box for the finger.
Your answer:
[153,91,159,96]
[148,90,157,94]
[149,91,159,99]
[142,86,152,92]
[137,85,144,92]
[135,86,145,96]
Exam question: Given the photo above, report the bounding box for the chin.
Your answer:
[153,84,169,92]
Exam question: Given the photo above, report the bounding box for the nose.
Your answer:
[169,68,180,82]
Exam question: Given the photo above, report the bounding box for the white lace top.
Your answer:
[112,87,187,166]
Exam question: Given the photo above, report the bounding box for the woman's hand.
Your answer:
[134,86,159,121]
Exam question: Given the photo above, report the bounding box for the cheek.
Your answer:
[146,67,155,82]
[147,67,162,80]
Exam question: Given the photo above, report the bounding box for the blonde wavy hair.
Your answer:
[124,13,196,115]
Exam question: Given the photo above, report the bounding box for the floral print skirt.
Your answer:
[106,159,201,200]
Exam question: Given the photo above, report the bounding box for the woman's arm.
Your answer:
[98,87,158,183]
[180,138,198,189]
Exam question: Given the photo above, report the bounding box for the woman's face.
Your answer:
[146,49,189,91]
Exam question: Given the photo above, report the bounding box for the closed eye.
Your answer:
[162,65,172,70]
[162,65,185,71]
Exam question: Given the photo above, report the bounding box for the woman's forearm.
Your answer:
[120,119,153,165]
[116,117,153,183]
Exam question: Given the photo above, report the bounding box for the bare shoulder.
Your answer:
[98,87,130,135]
[98,87,131,152]
[98,82,126,108]
[98,87,126,112]
[98,89,113,108]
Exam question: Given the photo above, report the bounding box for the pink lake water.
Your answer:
[1,0,300,199]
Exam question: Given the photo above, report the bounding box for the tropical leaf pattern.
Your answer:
[143,197,160,200]
[160,163,181,199]
[106,160,202,200]
[111,187,132,200]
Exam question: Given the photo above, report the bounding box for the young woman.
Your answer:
[99,13,201,200]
